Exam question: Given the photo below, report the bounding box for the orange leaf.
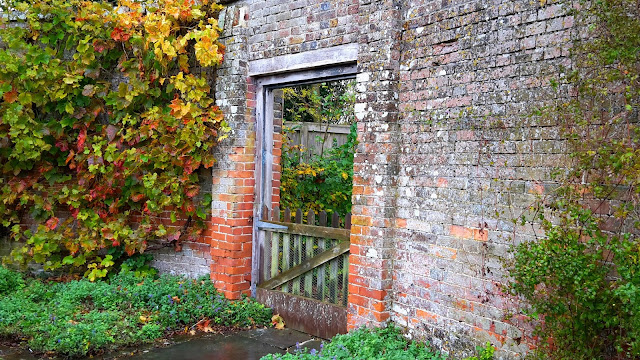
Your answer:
[3,88,17,103]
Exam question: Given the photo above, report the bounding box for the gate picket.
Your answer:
[262,206,271,281]
[257,208,352,306]
[270,206,280,279]
[292,209,303,295]
[281,209,291,293]
[317,211,327,301]
[329,213,340,303]
[304,210,315,297]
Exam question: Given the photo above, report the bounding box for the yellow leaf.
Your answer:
[271,314,285,330]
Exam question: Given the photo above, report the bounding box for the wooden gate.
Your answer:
[256,205,351,339]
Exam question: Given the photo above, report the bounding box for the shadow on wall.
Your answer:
[0,225,11,260]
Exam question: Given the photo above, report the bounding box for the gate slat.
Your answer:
[270,206,280,279]
[304,210,315,297]
[329,212,340,303]
[342,253,349,306]
[317,211,327,301]
[282,210,291,293]
[258,241,351,290]
[284,208,291,223]
[293,209,303,295]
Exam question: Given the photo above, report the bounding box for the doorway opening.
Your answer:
[252,65,357,339]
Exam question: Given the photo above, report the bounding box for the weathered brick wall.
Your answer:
[357,0,573,358]
[211,0,576,357]
[207,3,255,299]
[247,0,359,60]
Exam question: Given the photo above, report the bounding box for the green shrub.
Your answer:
[464,342,495,360]
[261,325,445,360]
[506,0,640,358]
[0,265,24,295]
[0,269,272,358]
[280,122,357,220]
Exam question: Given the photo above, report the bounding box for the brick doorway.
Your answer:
[251,64,357,338]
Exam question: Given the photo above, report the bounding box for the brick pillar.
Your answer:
[347,0,403,328]
[209,4,255,299]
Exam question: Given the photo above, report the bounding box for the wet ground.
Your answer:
[0,328,321,360]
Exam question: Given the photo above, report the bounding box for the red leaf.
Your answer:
[3,88,17,103]
[66,150,75,165]
[92,40,106,53]
[110,27,130,42]
[185,185,199,198]
[168,231,181,242]
[131,193,145,202]
[77,128,87,152]
[45,217,59,231]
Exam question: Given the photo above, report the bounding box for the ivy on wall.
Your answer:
[0,0,227,278]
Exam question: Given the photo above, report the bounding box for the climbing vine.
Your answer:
[507,0,640,358]
[0,0,228,278]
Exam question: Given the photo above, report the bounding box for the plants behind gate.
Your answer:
[507,0,640,358]
[280,81,357,221]
[0,0,228,278]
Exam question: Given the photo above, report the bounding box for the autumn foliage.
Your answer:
[0,0,227,278]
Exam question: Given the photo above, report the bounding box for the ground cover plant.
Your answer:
[0,266,272,358]
[260,325,447,360]
[0,0,227,278]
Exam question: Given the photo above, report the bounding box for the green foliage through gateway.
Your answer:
[280,122,357,220]
[0,267,272,358]
[279,80,357,220]
[507,0,640,358]
[0,0,228,276]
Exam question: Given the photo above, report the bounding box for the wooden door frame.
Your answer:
[251,63,358,298]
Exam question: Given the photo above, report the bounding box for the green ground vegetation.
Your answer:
[261,325,494,360]
[0,266,272,358]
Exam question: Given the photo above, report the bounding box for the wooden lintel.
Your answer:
[259,220,350,242]
[259,241,350,290]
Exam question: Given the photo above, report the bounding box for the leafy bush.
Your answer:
[0,269,272,357]
[464,342,495,360]
[507,0,640,358]
[0,265,24,295]
[0,0,228,277]
[280,122,357,220]
[261,325,445,360]
[283,80,355,125]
